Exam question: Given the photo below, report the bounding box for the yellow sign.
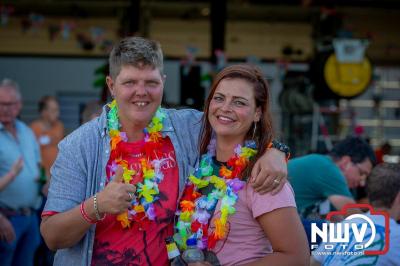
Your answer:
[324,54,372,98]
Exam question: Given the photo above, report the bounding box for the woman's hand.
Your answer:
[250,148,287,195]
[97,166,136,214]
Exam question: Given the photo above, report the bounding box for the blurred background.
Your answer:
[0,0,399,158]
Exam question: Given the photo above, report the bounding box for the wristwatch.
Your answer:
[271,140,291,161]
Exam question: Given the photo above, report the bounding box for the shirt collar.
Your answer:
[0,120,20,131]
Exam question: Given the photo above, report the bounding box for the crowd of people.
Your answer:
[0,36,398,266]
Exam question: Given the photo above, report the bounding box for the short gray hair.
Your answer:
[109,37,164,79]
[0,78,22,100]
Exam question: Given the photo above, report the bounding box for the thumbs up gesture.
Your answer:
[96,166,136,215]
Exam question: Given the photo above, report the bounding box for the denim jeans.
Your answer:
[0,214,41,266]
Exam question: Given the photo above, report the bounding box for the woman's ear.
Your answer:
[254,107,262,122]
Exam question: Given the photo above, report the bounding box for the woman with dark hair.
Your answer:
[175,64,309,266]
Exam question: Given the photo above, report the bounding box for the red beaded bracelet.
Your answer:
[80,201,97,224]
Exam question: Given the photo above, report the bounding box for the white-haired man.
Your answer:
[0,79,41,266]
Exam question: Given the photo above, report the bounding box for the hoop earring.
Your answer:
[252,122,257,140]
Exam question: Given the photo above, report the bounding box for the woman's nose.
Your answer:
[220,101,232,112]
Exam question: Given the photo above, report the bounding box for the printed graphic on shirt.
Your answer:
[91,137,179,266]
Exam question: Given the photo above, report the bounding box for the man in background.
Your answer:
[0,79,42,266]
[311,163,400,265]
[289,136,376,219]
[288,136,376,246]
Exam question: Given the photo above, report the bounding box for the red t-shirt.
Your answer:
[91,137,179,266]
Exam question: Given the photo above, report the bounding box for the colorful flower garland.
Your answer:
[174,139,257,250]
[106,100,166,228]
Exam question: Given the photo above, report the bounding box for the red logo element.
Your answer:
[326,203,390,255]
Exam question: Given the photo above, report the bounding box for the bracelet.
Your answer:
[93,194,105,221]
[268,140,291,162]
[80,202,96,224]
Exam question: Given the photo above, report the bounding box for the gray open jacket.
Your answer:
[44,106,203,265]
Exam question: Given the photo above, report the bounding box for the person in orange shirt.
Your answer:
[30,96,64,266]
[30,96,64,191]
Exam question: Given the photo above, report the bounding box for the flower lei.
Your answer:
[106,100,166,228]
[174,139,257,250]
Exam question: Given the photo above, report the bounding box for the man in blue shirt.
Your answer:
[0,79,42,266]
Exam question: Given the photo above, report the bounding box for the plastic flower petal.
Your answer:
[210,175,226,190]
[219,165,232,179]
[200,165,213,177]
[134,205,145,213]
[122,168,135,183]
[143,168,155,179]
[227,178,245,193]
[214,219,226,239]
[241,147,257,158]
[192,209,210,224]
[138,185,157,202]
[119,131,128,142]
[111,136,122,150]
[180,200,195,212]
[149,132,163,142]
[117,212,130,228]
[107,160,118,174]
[146,204,156,220]
[188,175,209,188]
[180,211,192,222]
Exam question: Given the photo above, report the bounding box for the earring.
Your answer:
[252,122,257,140]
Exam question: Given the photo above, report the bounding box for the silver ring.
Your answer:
[273,179,280,185]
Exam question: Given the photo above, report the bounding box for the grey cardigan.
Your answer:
[44,107,203,265]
